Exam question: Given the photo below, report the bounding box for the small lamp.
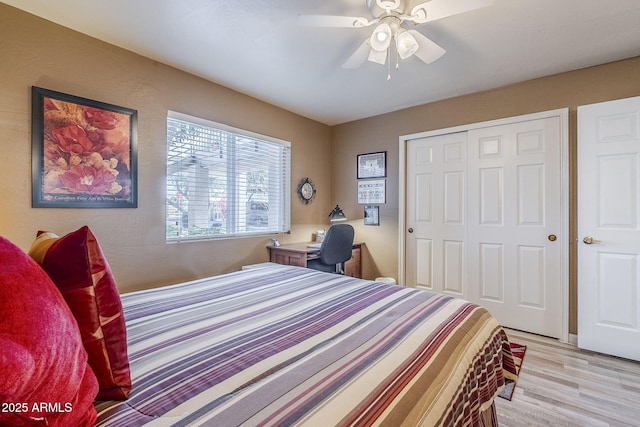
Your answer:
[329,205,347,222]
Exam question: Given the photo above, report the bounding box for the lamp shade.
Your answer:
[370,23,392,51]
[329,205,347,222]
[368,48,387,65]
[396,30,419,59]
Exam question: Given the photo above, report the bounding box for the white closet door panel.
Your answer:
[480,243,504,301]
[479,167,503,225]
[443,240,464,295]
[415,238,433,289]
[406,133,466,295]
[518,245,545,308]
[468,117,562,338]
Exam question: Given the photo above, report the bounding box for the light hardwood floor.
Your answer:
[496,329,640,427]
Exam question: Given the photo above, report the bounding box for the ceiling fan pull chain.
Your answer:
[387,48,392,81]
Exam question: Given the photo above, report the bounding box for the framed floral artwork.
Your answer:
[31,87,137,208]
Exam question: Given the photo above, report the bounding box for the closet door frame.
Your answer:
[398,108,570,343]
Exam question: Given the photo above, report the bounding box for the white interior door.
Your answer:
[403,112,565,339]
[467,117,563,338]
[578,96,640,361]
[406,132,467,295]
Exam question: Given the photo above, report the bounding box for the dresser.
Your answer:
[268,242,362,278]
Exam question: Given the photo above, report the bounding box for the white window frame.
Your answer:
[166,111,291,242]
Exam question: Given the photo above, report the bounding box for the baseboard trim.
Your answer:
[568,333,578,346]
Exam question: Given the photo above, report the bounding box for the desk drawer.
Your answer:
[270,250,306,267]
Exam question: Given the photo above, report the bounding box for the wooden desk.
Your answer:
[268,242,362,278]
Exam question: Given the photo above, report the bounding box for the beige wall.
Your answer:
[0,4,333,293]
[332,56,640,334]
[3,4,640,335]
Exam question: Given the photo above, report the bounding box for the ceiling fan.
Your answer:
[299,0,494,77]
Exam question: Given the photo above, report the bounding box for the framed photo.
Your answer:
[364,205,379,226]
[357,151,386,179]
[357,179,386,204]
[32,86,137,208]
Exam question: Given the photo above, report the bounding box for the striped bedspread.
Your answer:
[95,264,516,426]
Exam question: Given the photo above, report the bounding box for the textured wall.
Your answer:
[3,3,640,334]
[0,4,332,292]
[331,55,640,334]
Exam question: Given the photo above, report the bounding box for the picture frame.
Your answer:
[357,179,386,204]
[32,86,138,208]
[364,205,379,226]
[357,151,386,179]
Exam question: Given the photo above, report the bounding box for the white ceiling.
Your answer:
[4,0,640,125]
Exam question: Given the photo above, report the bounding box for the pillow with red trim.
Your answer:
[28,226,131,401]
[0,236,98,426]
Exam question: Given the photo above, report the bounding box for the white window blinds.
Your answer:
[166,112,290,241]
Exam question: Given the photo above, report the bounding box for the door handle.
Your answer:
[408,228,414,233]
[548,234,557,242]
[583,236,601,244]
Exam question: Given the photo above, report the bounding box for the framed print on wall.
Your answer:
[357,151,386,179]
[357,179,386,204]
[31,86,138,208]
[364,205,379,226]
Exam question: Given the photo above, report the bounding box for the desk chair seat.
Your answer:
[307,224,355,274]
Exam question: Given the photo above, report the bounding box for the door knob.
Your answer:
[583,236,599,244]
[548,234,557,242]
[408,228,414,233]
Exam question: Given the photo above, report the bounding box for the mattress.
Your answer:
[95,264,515,426]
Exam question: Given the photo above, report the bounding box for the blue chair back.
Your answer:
[319,224,354,266]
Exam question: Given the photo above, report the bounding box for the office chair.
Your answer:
[307,224,355,274]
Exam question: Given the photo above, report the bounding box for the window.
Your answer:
[166,112,290,241]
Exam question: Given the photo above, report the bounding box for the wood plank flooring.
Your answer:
[496,329,640,427]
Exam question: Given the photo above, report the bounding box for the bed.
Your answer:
[93,263,516,426]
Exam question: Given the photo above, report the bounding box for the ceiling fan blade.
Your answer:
[342,40,372,69]
[409,30,446,64]
[409,0,494,24]
[297,14,375,28]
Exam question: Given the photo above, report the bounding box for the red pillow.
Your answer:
[29,226,131,401]
[0,236,98,426]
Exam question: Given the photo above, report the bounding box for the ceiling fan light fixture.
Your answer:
[302,0,490,75]
[396,30,419,59]
[377,0,401,10]
[368,0,403,15]
[368,47,387,65]
[370,23,392,51]
[410,5,428,24]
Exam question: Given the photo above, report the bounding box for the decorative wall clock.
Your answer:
[297,177,316,204]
